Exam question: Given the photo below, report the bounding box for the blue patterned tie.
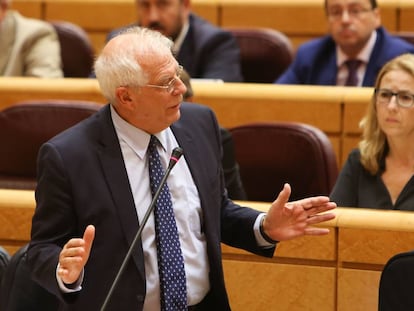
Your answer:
[148,135,187,311]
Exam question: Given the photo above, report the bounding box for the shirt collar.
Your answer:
[110,105,169,160]
[172,19,190,55]
[336,30,377,67]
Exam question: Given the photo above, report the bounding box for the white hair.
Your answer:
[94,27,174,104]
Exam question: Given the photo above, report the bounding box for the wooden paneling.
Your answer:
[398,0,414,32]
[223,260,336,311]
[341,87,372,164]
[10,0,42,19]
[0,77,106,108]
[337,269,381,311]
[0,189,35,255]
[220,0,327,35]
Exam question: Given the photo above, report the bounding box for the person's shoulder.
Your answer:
[10,10,55,34]
[292,36,335,63]
[189,13,225,36]
[180,101,213,115]
[345,148,362,164]
[296,35,334,54]
[377,27,414,52]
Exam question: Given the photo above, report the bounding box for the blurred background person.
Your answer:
[330,53,414,209]
[276,0,414,86]
[106,0,243,82]
[0,0,63,77]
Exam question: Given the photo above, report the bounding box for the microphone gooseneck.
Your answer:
[100,147,184,311]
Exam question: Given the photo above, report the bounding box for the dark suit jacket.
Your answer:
[28,103,274,310]
[106,14,243,82]
[276,27,414,86]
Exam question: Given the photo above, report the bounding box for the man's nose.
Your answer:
[148,6,161,22]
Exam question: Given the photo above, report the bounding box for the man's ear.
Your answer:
[116,86,134,109]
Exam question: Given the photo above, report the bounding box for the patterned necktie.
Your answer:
[345,59,362,86]
[147,135,187,311]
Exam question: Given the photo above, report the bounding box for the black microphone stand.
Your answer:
[100,147,184,311]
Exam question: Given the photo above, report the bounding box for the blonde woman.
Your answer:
[331,53,414,209]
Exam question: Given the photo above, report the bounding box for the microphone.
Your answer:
[100,147,184,311]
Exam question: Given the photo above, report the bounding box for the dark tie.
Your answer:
[345,59,362,86]
[148,135,187,311]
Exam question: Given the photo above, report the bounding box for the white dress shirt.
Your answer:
[111,106,210,310]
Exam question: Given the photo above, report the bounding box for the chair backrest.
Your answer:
[378,250,414,311]
[50,21,95,77]
[229,122,338,202]
[225,27,294,83]
[0,244,59,311]
[0,100,102,189]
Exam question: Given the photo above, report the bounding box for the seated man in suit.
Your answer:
[0,0,63,77]
[276,0,414,86]
[106,0,243,82]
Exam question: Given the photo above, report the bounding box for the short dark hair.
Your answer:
[325,0,377,10]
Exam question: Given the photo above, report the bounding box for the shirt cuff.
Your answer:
[254,213,277,247]
[56,263,84,293]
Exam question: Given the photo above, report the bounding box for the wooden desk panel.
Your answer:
[193,83,343,132]
[0,77,106,109]
[223,260,336,311]
[342,87,372,134]
[1,189,414,311]
[338,208,414,265]
[342,137,360,166]
[337,268,380,311]
[43,0,218,53]
[0,189,35,254]
[44,0,137,31]
[220,0,327,35]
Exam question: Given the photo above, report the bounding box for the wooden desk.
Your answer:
[3,189,414,311]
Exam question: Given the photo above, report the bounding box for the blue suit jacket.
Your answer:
[276,27,414,86]
[107,14,243,82]
[28,103,273,310]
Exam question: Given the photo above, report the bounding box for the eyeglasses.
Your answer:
[327,7,373,21]
[375,88,414,108]
[145,65,183,94]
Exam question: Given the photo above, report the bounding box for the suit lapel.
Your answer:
[96,106,146,280]
[170,121,209,210]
